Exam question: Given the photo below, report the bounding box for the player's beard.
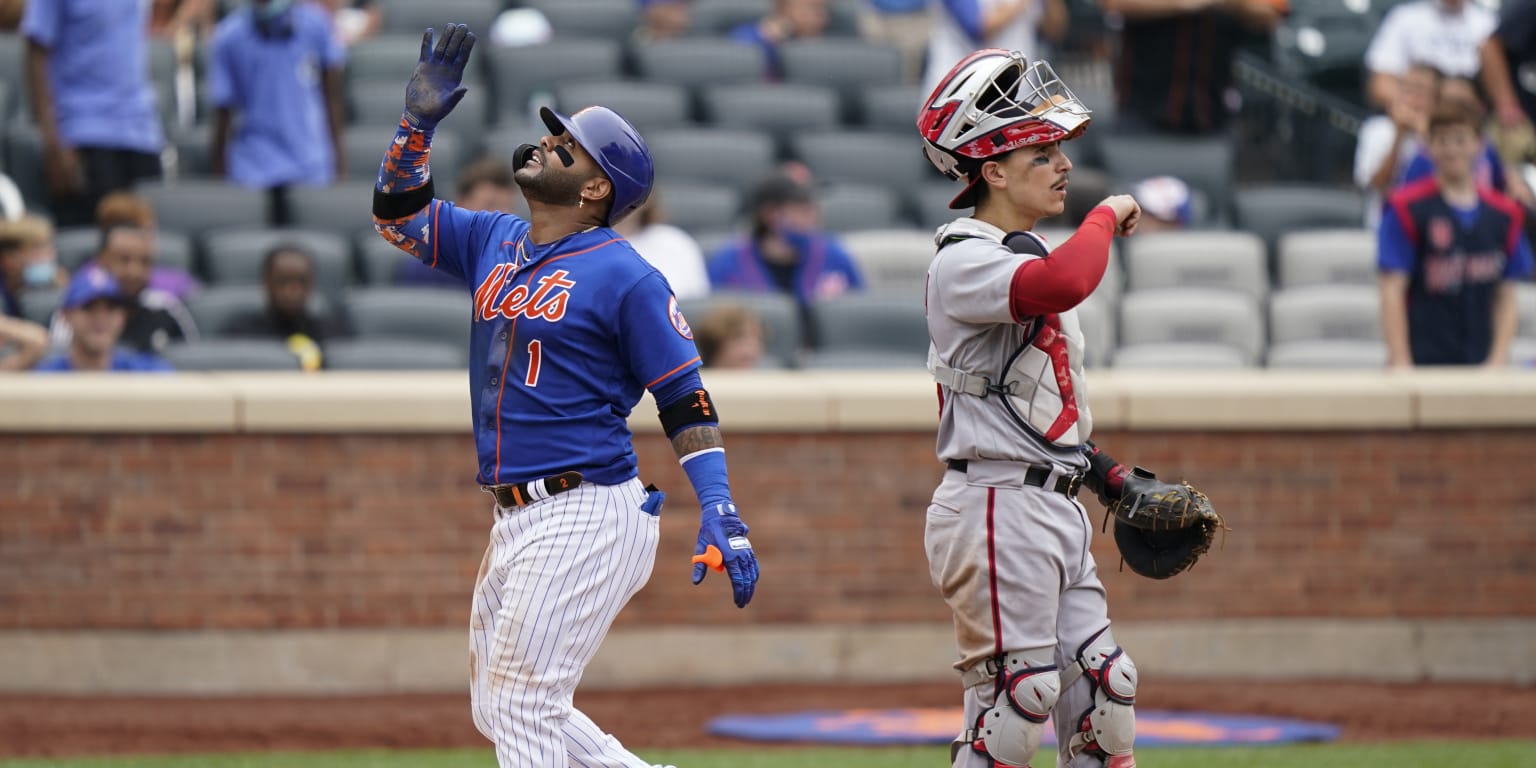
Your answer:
[517,166,587,208]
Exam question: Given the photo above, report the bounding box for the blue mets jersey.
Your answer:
[387,199,702,487]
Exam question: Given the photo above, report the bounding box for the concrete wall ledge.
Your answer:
[1,619,1530,695]
[1,370,1534,434]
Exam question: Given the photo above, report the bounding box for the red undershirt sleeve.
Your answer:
[1009,205,1117,320]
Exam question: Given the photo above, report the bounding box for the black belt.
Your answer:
[484,470,583,511]
[947,459,1084,499]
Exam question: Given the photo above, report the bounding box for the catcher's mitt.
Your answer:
[1102,467,1225,580]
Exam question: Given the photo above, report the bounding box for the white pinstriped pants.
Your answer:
[469,477,661,768]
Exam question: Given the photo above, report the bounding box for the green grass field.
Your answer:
[2,742,1534,768]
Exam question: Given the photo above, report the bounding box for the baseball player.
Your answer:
[369,24,760,768]
[916,49,1144,768]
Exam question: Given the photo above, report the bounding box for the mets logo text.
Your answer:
[473,265,575,322]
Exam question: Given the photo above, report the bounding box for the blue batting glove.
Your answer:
[404,23,476,130]
[692,502,759,609]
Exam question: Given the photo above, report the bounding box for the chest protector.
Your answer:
[928,222,1093,448]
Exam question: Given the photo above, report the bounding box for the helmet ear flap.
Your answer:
[924,143,972,182]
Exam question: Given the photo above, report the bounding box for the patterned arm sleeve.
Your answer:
[371,116,487,284]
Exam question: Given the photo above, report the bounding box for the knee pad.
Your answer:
[1070,628,1138,758]
[973,646,1061,767]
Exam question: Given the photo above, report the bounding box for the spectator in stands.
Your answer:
[210,0,347,226]
[1481,1,1536,224]
[0,230,23,320]
[706,171,864,305]
[0,216,67,301]
[731,0,830,80]
[922,0,1069,98]
[53,224,198,354]
[1356,62,1441,227]
[1099,0,1281,137]
[635,0,693,43]
[612,191,710,300]
[95,191,200,302]
[397,157,523,288]
[150,0,216,40]
[224,244,353,371]
[861,0,930,85]
[694,305,767,369]
[0,315,49,371]
[34,265,174,372]
[1378,101,1533,369]
[1399,83,1511,197]
[22,0,166,228]
[1130,175,1194,233]
[1364,0,1496,111]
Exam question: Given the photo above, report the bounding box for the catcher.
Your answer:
[917,49,1221,768]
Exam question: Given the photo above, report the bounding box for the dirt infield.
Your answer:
[2,680,1534,758]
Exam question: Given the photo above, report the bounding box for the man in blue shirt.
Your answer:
[730,0,830,80]
[22,0,165,228]
[1379,101,1534,368]
[210,0,347,225]
[34,265,174,372]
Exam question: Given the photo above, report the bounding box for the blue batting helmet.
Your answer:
[539,106,654,226]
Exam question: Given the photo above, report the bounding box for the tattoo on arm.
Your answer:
[671,425,723,459]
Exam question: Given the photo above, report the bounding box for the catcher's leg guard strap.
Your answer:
[1068,628,1137,759]
[966,646,1061,768]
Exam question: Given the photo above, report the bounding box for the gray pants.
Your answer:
[925,460,1115,768]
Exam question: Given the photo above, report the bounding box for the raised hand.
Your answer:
[404,23,476,130]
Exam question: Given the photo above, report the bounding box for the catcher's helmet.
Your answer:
[917,49,1091,210]
[539,105,655,225]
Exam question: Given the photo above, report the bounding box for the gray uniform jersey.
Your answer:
[925,217,1088,471]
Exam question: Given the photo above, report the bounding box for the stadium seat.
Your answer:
[57,228,196,275]
[286,182,376,237]
[679,292,801,367]
[1123,231,1268,299]
[356,235,417,286]
[647,128,775,195]
[18,289,61,327]
[1510,337,1536,368]
[0,34,22,98]
[860,85,923,133]
[555,81,694,133]
[135,180,269,236]
[1233,185,1367,257]
[808,293,928,360]
[4,123,50,216]
[161,339,304,371]
[1112,342,1248,369]
[169,127,213,178]
[632,39,768,89]
[377,0,503,39]
[1119,289,1265,365]
[1268,285,1381,345]
[779,40,903,120]
[1266,340,1388,369]
[909,183,963,233]
[350,79,488,128]
[1099,135,1234,223]
[839,229,934,298]
[1034,227,1122,305]
[790,130,930,189]
[525,0,641,43]
[692,230,739,258]
[186,285,334,337]
[818,184,905,232]
[1074,295,1115,369]
[201,229,352,294]
[1277,229,1378,288]
[487,38,624,121]
[1515,282,1536,339]
[700,83,839,150]
[689,0,771,36]
[347,34,486,89]
[652,182,743,235]
[346,287,472,349]
[323,338,467,370]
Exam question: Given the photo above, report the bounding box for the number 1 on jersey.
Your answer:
[525,339,542,387]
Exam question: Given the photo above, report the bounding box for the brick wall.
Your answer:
[2,429,1532,630]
